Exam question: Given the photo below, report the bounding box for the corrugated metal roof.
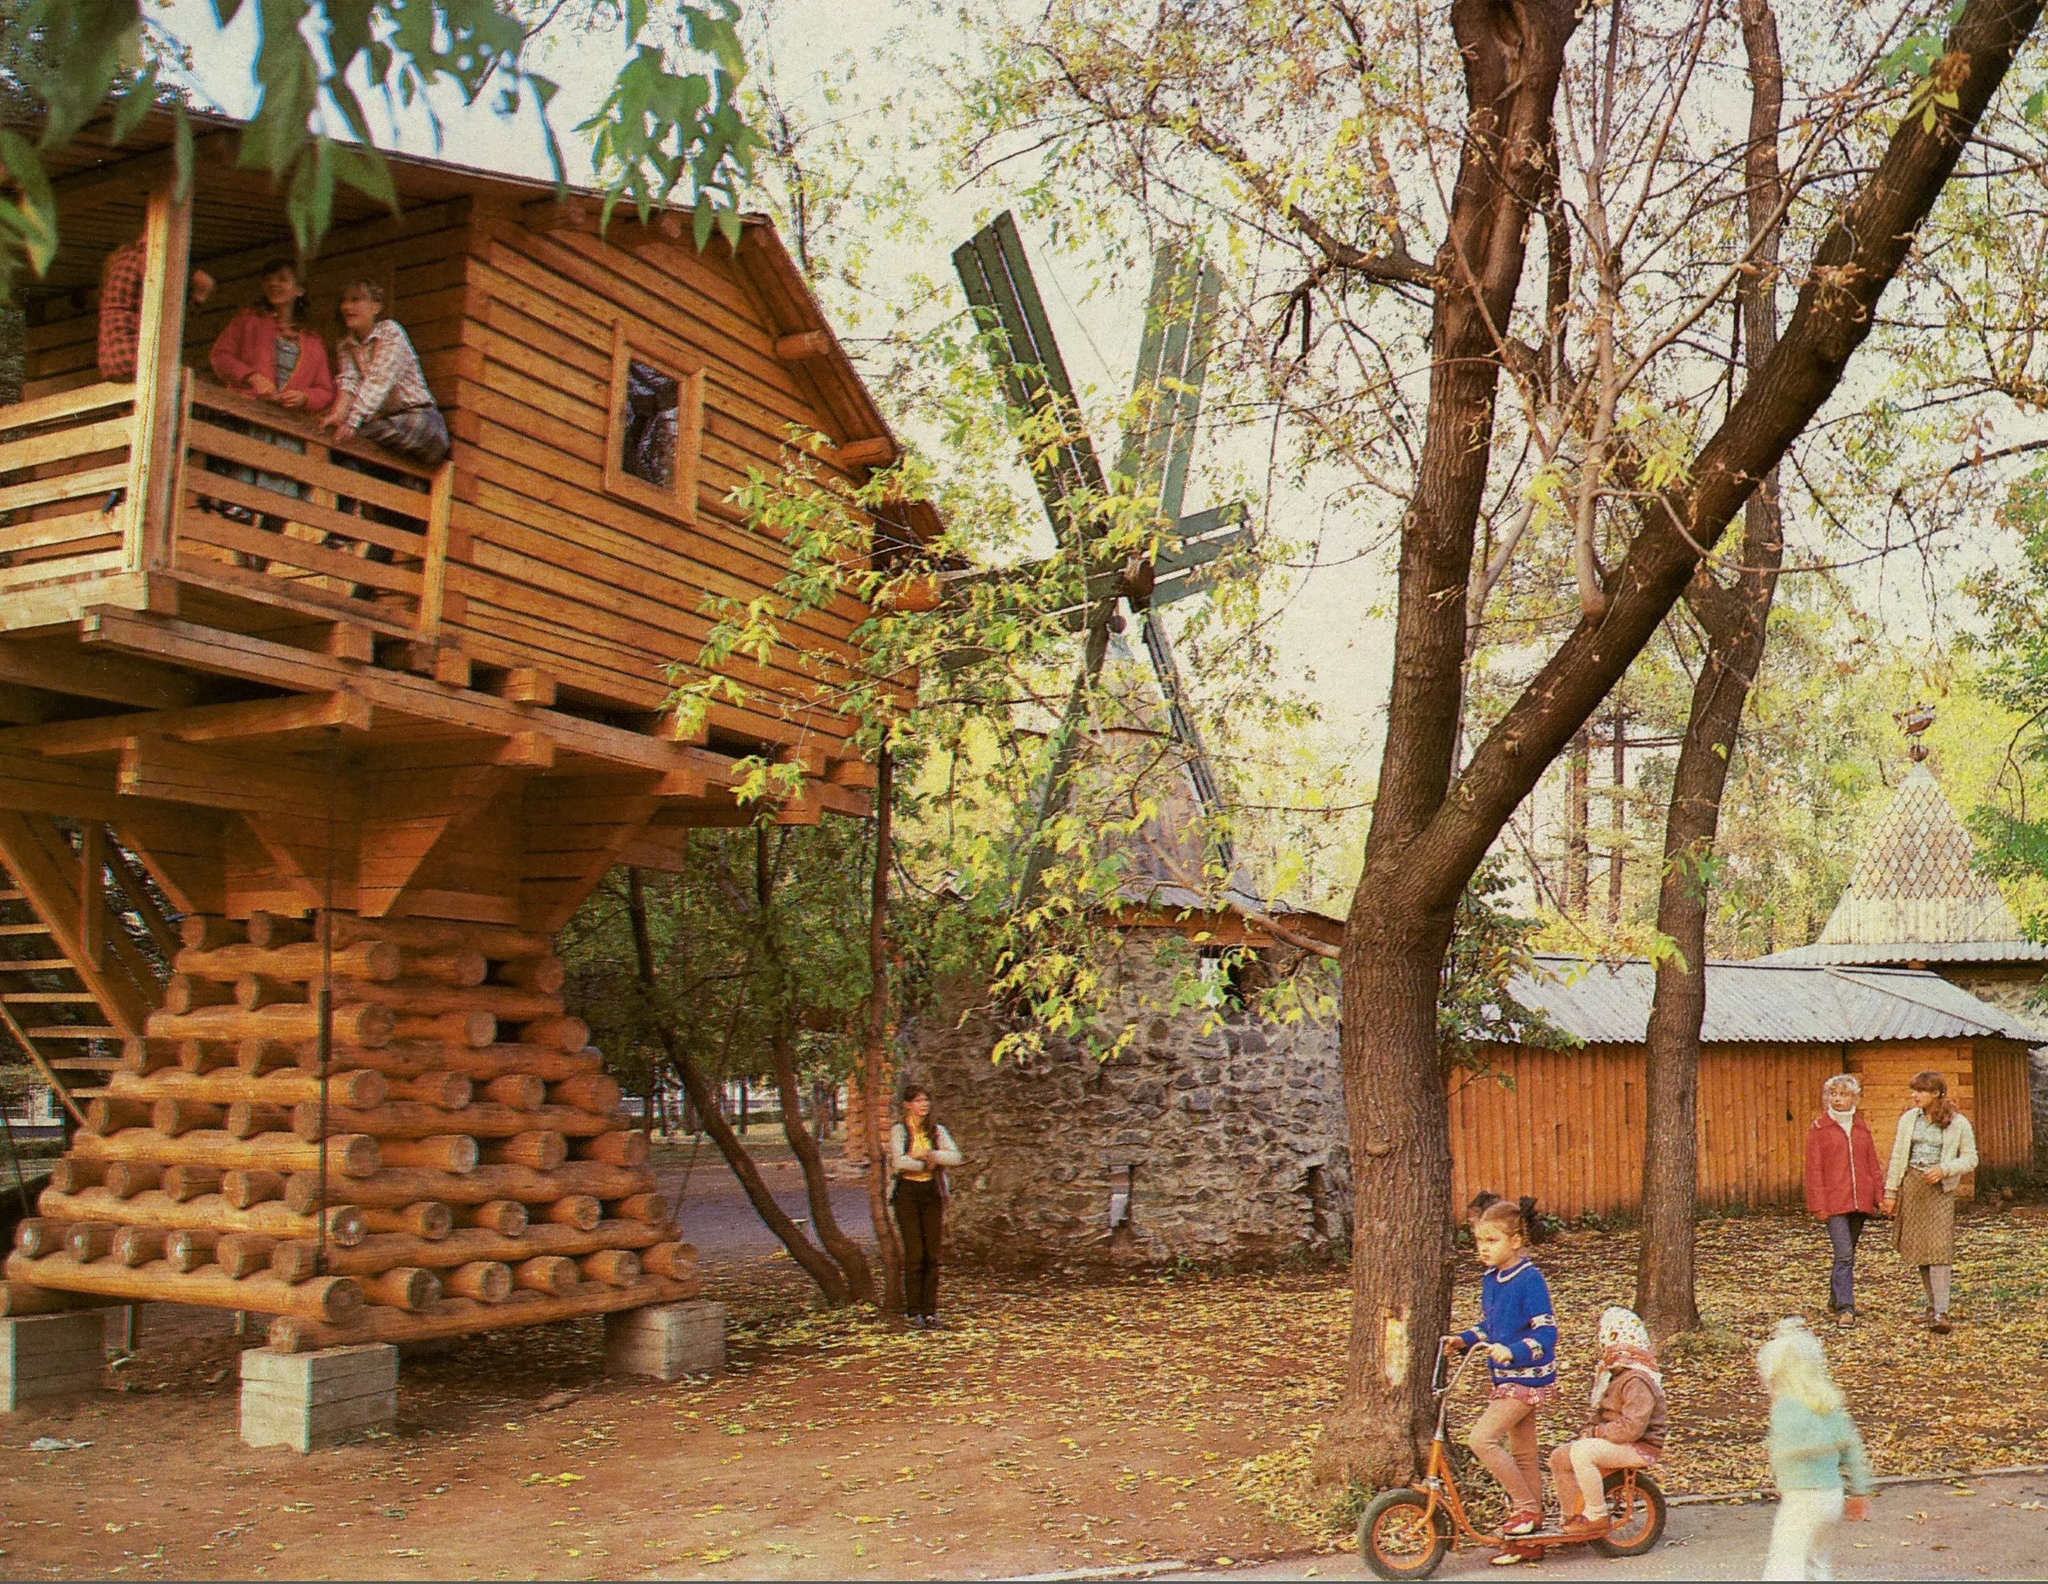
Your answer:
[1509,954,2045,1046]
[1763,938,2048,966]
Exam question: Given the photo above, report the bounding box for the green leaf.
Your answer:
[0,131,59,279]
[172,107,194,204]
[330,143,400,215]
[111,69,160,145]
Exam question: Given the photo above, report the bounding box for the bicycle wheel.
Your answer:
[1592,1470,1667,1557]
[1359,1488,1452,1581]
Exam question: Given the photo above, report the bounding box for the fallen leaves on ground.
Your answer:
[5,1203,2045,1577]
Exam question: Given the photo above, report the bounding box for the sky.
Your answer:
[145,0,2028,886]
[153,0,1402,771]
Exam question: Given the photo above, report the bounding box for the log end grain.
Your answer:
[223,1169,287,1210]
[540,1194,601,1232]
[361,1266,441,1311]
[578,1131,649,1168]
[513,1255,578,1297]
[580,1249,640,1287]
[445,1261,512,1303]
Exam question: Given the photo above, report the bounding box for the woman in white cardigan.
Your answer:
[891,1085,963,1330]
[1879,1070,1978,1334]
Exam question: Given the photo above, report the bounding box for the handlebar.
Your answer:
[1431,1334,1492,1396]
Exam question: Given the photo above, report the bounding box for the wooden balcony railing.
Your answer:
[0,382,138,596]
[172,380,454,636]
[0,374,454,639]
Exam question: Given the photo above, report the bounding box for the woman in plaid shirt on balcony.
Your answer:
[321,278,449,467]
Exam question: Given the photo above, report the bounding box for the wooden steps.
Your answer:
[0,816,172,1126]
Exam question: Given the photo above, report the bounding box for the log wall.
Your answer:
[1449,1036,2029,1219]
[8,909,698,1347]
[1961,1041,2032,1174]
[19,195,897,762]
[440,208,887,744]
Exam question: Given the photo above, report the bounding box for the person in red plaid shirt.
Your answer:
[96,235,215,381]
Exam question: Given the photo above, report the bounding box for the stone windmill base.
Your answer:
[4,909,721,1448]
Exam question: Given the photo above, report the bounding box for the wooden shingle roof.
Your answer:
[1765,763,2048,967]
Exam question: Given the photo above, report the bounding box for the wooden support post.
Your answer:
[124,184,193,575]
[419,464,456,639]
[80,822,105,969]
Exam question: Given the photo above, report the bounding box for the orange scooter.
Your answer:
[1358,1337,1667,1579]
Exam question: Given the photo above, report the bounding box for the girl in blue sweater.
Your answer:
[1449,1198,1559,1545]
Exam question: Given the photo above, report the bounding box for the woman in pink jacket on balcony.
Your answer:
[205,260,334,533]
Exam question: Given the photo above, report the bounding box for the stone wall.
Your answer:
[1937,967,2048,1168]
[903,953,1349,1272]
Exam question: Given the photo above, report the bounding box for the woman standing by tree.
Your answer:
[891,1085,961,1330]
[1881,1072,1978,1335]
[1804,1075,1881,1328]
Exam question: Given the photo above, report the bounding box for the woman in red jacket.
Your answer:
[1805,1073,1883,1326]
[205,260,335,531]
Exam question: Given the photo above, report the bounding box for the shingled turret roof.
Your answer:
[1764,762,2048,966]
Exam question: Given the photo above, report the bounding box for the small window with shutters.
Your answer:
[603,319,705,522]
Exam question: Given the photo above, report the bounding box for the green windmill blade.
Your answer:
[1112,243,1245,843]
[951,217,1251,901]
[955,213,1123,910]
[1115,245,1223,525]
[953,212,1108,555]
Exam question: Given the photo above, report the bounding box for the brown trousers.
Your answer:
[893,1177,944,1315]
[1467,1395,1542,1514]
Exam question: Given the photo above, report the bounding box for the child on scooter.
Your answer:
[1447,1198,1558,1551]
[1547,1306,1667,1538]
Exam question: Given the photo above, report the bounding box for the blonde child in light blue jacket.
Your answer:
[1757,1320,1873,1580]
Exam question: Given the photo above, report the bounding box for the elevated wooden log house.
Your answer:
[0,109,918,1352]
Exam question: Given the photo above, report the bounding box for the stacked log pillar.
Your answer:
[8,911,700,1355]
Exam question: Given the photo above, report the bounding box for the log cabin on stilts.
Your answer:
[0,107,917,1411]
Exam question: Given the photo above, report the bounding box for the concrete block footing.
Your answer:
[1,1312,106,1412]
[604,1301,726,1381]
[240,1343,398,1452]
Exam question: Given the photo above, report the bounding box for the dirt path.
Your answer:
[0,1259,1305,1580]
[5,1191,2047,1579]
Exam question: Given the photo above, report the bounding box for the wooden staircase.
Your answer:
[0,814,173,1124]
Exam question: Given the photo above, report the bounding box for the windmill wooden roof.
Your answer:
[1763,763,2048,967]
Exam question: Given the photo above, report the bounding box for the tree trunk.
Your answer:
[752,825,876,1303]
[862,745,906,1314]
[770,1017,875,1301]
[1326,0,2040,1490]
[1636,0,1787,1341]
[1324,0,1584,1491]
[623,863,852,1305]
[1565,729,1590,916]
[1606,708,1626,928]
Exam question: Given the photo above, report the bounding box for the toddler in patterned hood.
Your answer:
[1546,1306,1668,1537]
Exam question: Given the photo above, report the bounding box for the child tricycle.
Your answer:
[1357,1337,1667,1579]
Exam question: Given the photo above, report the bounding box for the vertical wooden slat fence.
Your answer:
[1448,1041,1938,1219]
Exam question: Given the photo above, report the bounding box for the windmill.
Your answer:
[951,212,1252,907]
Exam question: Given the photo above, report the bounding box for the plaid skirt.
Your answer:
[1893,1170,1956,1265]
[357,403,449,467]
